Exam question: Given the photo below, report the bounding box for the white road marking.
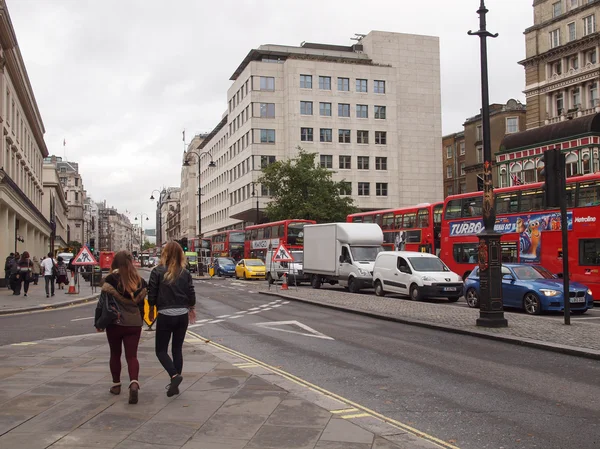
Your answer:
[235,311,247,315]
[282,301,290,304]
[208,319,225,324]
[217,314,231,318]
[187,323,205,329]
[229,315,242,319]
[572,316,600,320]
[248,291,256,294]
[261,308,272,311]
[249,307,261,311]
[259,304,271,308]
[197,319,211,323]
[70,317,94,322]
[247,311,262,315]
[254,320,334,340]
[271,304,283,308]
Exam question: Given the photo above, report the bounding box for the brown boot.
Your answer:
[129,381,139,404]
[109,383,121,395]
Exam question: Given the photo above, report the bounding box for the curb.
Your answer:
[259,291,600,361]
[0,294,99,316]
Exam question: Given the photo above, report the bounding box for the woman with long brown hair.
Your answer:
[148,240,196,397]
[94,251,147,404]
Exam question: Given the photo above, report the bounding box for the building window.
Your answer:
[374,105,386,119]
[550,29,561,49]
[320,155,333,168]
[320,128,332,142]
[568,22,577,42]
[261,155,276,168]
[376,183,388,196]
[259,76,275,91]
[357,156,369,170]
[459,142,465,155]
[566,153,579,177]
[357,130,369,144]
[570,0,578,8]
[375,131,387,145]
[75,192,79,201]
[339,155,351,169]
[570,54,579,70]
[476,125,482,141]
[447,185,454,196]
[300,101,313,115]
[319,102,332,116]
[301,127,313,142]
[551,59,562,75]
[460,163,465,176]
[340,182,352,195]
[556,92,564,115]
[338,103,350,117]
[260,129,275,143]
[588,49,597,64]
[446,145,453,158]
[584,15,596,36]
[338,129,351,143]
[356,79,368,92]
[476,146,483,163]
[375,156,387,170]
[338,77,350,91]
[260,103,275,118]
[499,167,508,188]
[319,76,331,90]
[356,104,368,118]
[374,80,386,94]
[582,153,591,174]
[573,87,581,107]
[506,117,519,134]
[446,166,453,179]
[553,1,562,17]
[589,82,598,107]
[358,182,370,196]
[523,161,536,183]
[300,74,312,89]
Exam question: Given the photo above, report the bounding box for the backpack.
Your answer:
[57,264,68,276]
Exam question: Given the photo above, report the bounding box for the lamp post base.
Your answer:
[476,230,508,328]
[476,312,508,328]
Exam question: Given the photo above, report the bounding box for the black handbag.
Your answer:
[95,295,122,330]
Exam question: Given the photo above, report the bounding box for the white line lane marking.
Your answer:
[271,304,282,308]
[247,311,262,315]
[235,311,247,315]
[248,291,256,294]
[282,301,290,304]
[572,316,600,320]
[188,323,205,329]
[197,319,211,323]
[249,307,261,311]
[259,304,271,308]
[208,319,225,324]
[261,308,272,311]
[70,317,94,322]
[229,315,242,319]
[217,315,231,318]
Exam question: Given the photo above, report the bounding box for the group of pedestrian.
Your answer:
[94,241,196,405]
[3,252,72,298]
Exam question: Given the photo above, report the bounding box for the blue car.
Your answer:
[214,257,236,277]
[464,264,594,315]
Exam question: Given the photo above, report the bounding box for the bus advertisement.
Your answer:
[210,230,245,261]
[244,219,316,260]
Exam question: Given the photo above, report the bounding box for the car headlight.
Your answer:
[540,289,560,297]
[587,288,593,296]
[358,268,370,276]
[422,275,435,282]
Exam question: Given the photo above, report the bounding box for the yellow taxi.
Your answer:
[235,258,266,280]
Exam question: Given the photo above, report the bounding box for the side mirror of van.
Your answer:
[339,255,344,263]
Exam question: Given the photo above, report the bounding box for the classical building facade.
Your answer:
[442,132,466,198]
[198,30,442,235]
[521,0,600,129]
[42,161,68,252]
[157,187,179,247]
[0,1,50,259]
[83,196,99,251]
[180,134,207,240]
[97,201,134,252]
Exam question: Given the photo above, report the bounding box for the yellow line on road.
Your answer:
[342,412,371,419]
[186,330,460,449]
[331,407,358,414]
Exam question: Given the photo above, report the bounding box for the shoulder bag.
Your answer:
[95,294,122,330]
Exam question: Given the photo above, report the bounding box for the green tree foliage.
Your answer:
[66,241,82,255]
[258,148,357,223]
[142,241,156,251]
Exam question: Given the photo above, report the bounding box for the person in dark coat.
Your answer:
[4,253,14,289]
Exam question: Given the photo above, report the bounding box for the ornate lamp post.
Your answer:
[250,182,260,225]
[134,213,149,254]
[468,0,508,327]
[182,150,215,238]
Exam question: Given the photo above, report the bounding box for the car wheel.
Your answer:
[572,309,587,315]
[523,292,542,315]
[311,275,321,289]
[348,277,359,294]
[409,284,421,301]
[465,288,479,308]
[266,273,274,285]
[447,296,460,303]
[374,280,385,297]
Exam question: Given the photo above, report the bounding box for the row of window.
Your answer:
[340,182,388,197]
[300,128,386,144]
[299,101,387,119]
[549,13,595,49]
[320,155,388,170]
[445,142,466,158]
[299,75,386,94]
[446,163,466,178]
[551,82,598,117]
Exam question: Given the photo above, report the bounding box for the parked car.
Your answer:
[235,259,266,280]
[373,251,463,301]
[147,257,159,268]
[464,264,594,315]
[215,257,236,277]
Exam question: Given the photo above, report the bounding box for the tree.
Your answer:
[142,241,156,251]
[258,148,357,223]
[66,241,82,256]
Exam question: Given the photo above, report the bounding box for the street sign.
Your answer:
[272,243,293,262]
[72,246,97,265]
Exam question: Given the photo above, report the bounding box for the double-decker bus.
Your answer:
[347,203,444,254]
[440,173,600,294]
[244,219,316,261]
[210,230,245,261]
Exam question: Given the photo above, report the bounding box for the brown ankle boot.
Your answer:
[129,381,139,404]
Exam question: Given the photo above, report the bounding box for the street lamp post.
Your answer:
[468,0,507,328]
[250,182,259,225]
[134,213,149,255]
[182,150,215,239]
[150,189,170,249]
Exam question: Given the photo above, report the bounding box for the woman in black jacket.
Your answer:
[94,251,147,404]
[148,240,196,397]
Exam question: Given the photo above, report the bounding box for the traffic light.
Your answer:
[89,238,95,253]
[181,237,188,251]
[543,148,565,208]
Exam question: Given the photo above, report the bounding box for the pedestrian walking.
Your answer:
[40,252,56,298]
[14,251,34,297]
[4,252,14,289]
[94,251,147,404]
[8,252,20,294]
[148,240,196,397]
[32,256,41,285]
[56,257,68,289]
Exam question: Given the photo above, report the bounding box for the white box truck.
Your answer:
[303,223,384,293]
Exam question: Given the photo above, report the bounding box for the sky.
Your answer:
[8,0,532,230]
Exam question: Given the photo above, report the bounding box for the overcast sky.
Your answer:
[8,0,532,230]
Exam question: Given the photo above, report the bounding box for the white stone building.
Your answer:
[198,31,442,235]
[42,161,69,252]
[180,134,207,240]
[83,196,99,251]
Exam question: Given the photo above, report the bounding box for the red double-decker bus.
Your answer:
[440,173,600,295]
[210,230,245,261]
[347,203,443,254]
[244,219,316,261]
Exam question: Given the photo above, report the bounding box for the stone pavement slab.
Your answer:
[260,287,600,358]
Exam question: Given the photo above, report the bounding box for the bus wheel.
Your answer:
[311,275,321,289]
[465,288,479,308]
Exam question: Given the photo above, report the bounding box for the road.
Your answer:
[1,274,599,448]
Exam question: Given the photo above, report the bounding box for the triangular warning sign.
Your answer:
[272,243,293,262]
[72,246,97,265]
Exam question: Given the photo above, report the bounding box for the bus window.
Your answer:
[520,189,544,212]
[251,229,258,240]
[577,180,600,207]
[495,192,519,214]
[417,209,430,228]
[363,215,374,223]
[433,204,443,226]
[453,243,478,263]
[445,199,462,219]
[271,226,279,238]
[579,239,600,265]
[264,227,271,238]
[395,214,404,229]
[566,183,576,208]
[374,214,382,226]
[404,212,416,228]
[462,196,482,217]
[501,242,518,263]
[245,230,252,240]
[278,225,284,238]
[352,216,362,223]
[257,228,264,239]
[382,213,394,230]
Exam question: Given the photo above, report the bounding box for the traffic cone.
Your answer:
[67,275,77,294]
[281,273,289,290]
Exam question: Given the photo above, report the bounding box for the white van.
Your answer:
[373,251,463,301]
[265,250,308,285]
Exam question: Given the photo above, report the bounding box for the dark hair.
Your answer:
[57,256,63,262]
[47,252,53,258]
[111,251,142,296]
[20,251,30,261]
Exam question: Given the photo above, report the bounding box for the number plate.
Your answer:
[443,287,457,292]
[570,297,585,303]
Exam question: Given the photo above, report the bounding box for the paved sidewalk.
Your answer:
[0,278,99,315]
[0,332,443,449]
[260,286,600,359]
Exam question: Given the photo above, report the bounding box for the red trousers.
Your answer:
[106,325,141,383]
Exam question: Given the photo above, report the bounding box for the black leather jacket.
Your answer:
[148,265,196,310]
